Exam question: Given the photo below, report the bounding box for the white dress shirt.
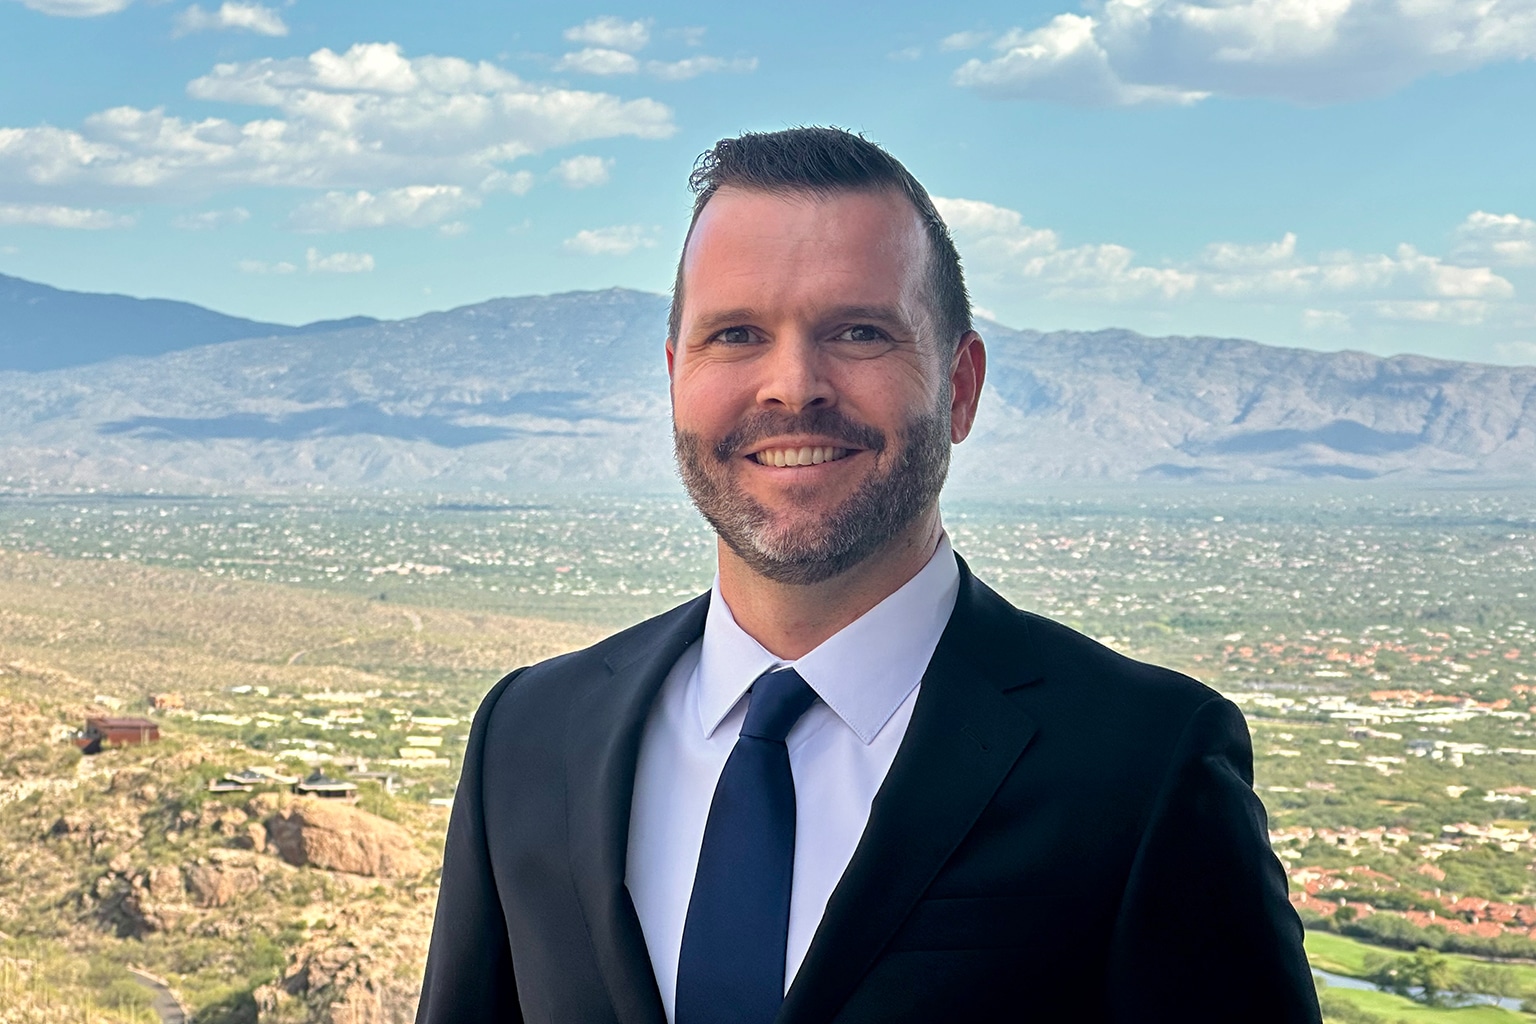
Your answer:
[625,535,960,1021]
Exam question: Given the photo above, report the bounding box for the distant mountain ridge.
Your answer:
[974,327,1536,482]
[0,273,378,372]
[0,275,1532,490]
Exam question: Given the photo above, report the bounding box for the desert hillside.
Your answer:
[0,548,601,1023]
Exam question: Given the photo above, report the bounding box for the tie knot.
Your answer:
[739,668,817,742]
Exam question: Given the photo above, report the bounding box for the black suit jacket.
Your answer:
[418,558,1321,1023]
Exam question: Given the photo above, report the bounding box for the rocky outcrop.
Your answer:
[0,698,441,1024]
[265,800,427,878]
[185,860,261,908]
[145,864,182,902]
[91,866,185,937]
[255,940,421,1024]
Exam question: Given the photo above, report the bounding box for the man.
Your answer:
[418,127,1320,1023]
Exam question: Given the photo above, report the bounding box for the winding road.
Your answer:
[128,967,187,1024]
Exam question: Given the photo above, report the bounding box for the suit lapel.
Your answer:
[566,594,709,1024]
[778,564,1040,1024]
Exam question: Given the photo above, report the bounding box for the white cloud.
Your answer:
[1368,299,1491,324]
[1203,232,1297,270]
[556,47,641,75]
[1314,244,1513,300]
[237,258,295,274]
[888,46,924,61]
[564,16,652,52]
[1455,210,1536,267]
[954,14,1208,105]
[935,196,1196,299]
[941,30,992,51]
[563,224,656,256]
[554,155,611,188]
[1302,307,1352,332]
[286,185,479,231]
[1494,340,1536,364]
[954,0,1536,106]
[438,221,469,237]
[0,43,675,201]
[555,47,756,80]
[0,202,134,228]
[647,55,757,80]
[936,196,1518,311]
[481,169,535,195]
[306,247,373,273]
[12,0,132,15]
[173,2,287,37]
[172,206,250,230]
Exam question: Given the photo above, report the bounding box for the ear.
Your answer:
[665,337,676,376]
[948,331,986,443]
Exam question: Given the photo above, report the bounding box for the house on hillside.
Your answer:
[352,770,402,795]
[294,770,358,801]
[207,767,301,793]
[75,716,159,753]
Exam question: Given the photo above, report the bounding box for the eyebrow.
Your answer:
[687,308,762,338]
[686,304,918,339]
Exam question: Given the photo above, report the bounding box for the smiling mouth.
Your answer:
[751,446,853,468]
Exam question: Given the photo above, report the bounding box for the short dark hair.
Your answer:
[667,126,972,351]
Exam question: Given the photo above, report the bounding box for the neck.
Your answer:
[716,508,944,660]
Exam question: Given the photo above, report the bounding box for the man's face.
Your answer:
[668,187,982,585]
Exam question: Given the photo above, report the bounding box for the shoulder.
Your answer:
[962,566,1218,708]
[954,563,1241,766]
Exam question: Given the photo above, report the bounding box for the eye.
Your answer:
[834,324,888,343]
[710,326,759,345]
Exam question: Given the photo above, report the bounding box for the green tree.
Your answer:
[1367,947,1456,1006]
[1461,962,1523,1006]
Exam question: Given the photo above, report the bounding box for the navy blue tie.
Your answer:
[675,668,818,1024]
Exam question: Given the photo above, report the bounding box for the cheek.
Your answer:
[672,376,740,429]
[836,364,941,419]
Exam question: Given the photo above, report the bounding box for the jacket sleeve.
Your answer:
[1105,695,1321,1024]
[416,670,525,1024]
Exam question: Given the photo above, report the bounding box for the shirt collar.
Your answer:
[696,533,960,745]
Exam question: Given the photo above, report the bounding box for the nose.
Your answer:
[756,332,834,413]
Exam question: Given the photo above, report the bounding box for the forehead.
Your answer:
[679,187,929,326]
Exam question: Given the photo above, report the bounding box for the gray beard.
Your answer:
[674,404,951,586]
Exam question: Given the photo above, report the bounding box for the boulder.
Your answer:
[146,864,182,901]
[185,861,261,908]
[94,874,162,937]
[255,940,420,1024]
[48,812,87,837]
[265,800,427,878]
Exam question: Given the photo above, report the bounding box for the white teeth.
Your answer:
[753,446,852,466]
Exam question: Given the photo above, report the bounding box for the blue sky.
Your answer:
[1,0,1533,365]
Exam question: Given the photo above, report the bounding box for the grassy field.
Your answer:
[1309,932,1536,1021]
[1321,985,1528,1023]
[1309,931,1536,988]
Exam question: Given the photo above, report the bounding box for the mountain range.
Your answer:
[0,272,377,372]
[0,275,1532,491]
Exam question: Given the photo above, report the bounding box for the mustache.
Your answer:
[711,407,888,463]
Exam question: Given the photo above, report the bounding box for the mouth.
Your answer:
[749,445,855,468]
